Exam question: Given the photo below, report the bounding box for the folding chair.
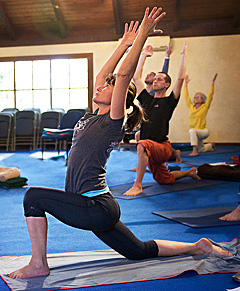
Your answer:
[41,110,85,164]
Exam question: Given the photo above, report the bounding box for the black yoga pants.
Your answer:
[23,187,158,260]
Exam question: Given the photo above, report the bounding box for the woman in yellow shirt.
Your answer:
[184,73,218,156]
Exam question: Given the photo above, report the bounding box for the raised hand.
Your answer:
[212,73,218,83]
[142,45,153,57]
[185,74,191,85]
[139,7,166,37]
[121,21,139,47]
[181,39,188,55]
[165,42,173,57]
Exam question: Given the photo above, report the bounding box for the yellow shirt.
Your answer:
[184,85,214,129]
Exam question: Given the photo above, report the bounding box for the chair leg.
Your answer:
[41,138,44,160]
[57,141,60,155]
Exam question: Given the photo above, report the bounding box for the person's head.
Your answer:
[93,74,115,107]
[153,72,171,92]
[193,92,207,105]
[94,74,144,132]
[144,72,156,85]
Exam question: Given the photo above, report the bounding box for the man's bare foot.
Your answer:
[192,238,233,257]
[189,152,198,156]
[124,185,142,196]
[7,263,50,279]
[188,167,201,180]
[129,167,137,171]
[219,206,240,221]
[175,150,182,163]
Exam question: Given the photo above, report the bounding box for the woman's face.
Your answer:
[194,93,204,105]
[93,80,114,106]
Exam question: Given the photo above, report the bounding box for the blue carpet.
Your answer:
[0,146,240,291]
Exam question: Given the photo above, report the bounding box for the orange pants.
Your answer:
[138,139,175,185]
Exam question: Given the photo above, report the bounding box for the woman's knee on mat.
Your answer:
[123,240,158,260]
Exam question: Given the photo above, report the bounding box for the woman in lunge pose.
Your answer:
[8,7,232,280]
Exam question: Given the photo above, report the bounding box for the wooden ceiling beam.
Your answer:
[162,18,240,38]
[112,0,123,37]
[233,1,240,27]
[0,1,16,40]
[50,0,67,37]
[173,0,180,32]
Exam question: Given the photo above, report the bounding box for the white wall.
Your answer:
[0,34,239,143]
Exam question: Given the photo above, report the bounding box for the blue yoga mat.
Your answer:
[110,178,224,199]
[153,206,240,228]
[181,146,240,157]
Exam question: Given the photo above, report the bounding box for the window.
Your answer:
[0,54,93,112]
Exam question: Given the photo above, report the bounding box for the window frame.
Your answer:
[0,53,93,112]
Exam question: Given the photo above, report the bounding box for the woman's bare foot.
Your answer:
[175,150,182,163]
[219,206,240,221]
[191,238,233,257]
[7,262,50,279]
[188,167,201,180]
[124,185,142,196]
[129,167,137,171]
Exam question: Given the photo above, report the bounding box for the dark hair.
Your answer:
[125,81,145,133]
[106,74,144,133]
[158,72,172,89]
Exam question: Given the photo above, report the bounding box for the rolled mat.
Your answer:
[0,167,20,182]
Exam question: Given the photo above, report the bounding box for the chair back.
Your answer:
[15,110,36,136]
[40,111,61,134]
[24,108,41,127]
[1,108,19,114]
[67,109,87,116]
[47,108,65,113]
[0,113,12,150]
[0,113,11,138]
[59,110,84,130]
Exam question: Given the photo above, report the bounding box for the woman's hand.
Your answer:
[185,74,191,85]
[120,21,139,47]
[212,73,218,83]
[138,7,166,37]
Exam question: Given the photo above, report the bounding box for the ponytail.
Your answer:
[125,82,145,133]
[105,75,145,132]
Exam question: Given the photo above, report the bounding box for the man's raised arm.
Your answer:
[172,39,187,99]
[133,45,153,95]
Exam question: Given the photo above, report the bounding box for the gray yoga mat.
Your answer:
[1,239,240,291]
[110,178,224,199]
[153,206,240,228]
